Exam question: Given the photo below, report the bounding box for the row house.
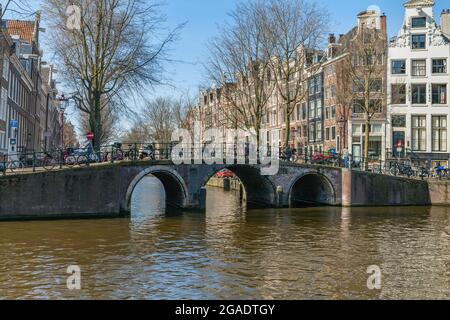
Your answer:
[0,12,61,159]
[320,10,388,161]
[387,0,450,167]
[195,9,388,162]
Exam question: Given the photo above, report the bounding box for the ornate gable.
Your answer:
[404,0,434,8]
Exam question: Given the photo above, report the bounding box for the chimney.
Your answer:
[380,13,387,35]
[442,9,450,37]
[338,34,345,43]
[328,33,336,45]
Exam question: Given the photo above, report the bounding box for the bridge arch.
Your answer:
[202,165,276,208]
[125,166,189,212]
[289,173,336,207]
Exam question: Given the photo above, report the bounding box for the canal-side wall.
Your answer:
[427,180,450,206]
[342,169,431,206]
[0,166,126,220]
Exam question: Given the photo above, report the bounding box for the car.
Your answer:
[216,169,234,178]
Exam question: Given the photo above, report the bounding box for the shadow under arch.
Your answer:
[202,165,276,209]
[125,166,189,212]
[289,173,336,207]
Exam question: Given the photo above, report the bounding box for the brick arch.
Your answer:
[289,172,336,207]
[200,164,277,208]
[124,166,189,212]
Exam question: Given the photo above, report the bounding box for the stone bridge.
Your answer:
[0,161,432,220]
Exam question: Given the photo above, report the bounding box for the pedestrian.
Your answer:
[284,146,292,162]
[343,148,349,168]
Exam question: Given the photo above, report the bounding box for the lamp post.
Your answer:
[338,115,346,151]
[57,94,69,151]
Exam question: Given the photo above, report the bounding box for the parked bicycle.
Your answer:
[390,161,414,178]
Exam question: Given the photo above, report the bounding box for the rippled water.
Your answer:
[1,176,450,299]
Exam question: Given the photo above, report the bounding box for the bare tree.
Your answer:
[173,92,197,138]
[339,24,387,169]
[43,0,185,150]
[263,0,328,149]
[80,104,120,145]
[0,0,36,19]
[205,0,274,150]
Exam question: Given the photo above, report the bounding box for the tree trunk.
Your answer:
[364,111,370,171]
[284,104,290,149]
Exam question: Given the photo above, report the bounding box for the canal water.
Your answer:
[1,176,450,299]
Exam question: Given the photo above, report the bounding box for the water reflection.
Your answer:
[0,176,450,299]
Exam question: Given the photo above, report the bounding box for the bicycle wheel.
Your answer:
[114,149,124,161]
[128,149,137,161]
[65,155,77,167]
[8,160,24,173]
[43,157,58,171]
[390,166,399,176]
[77,155,89,166]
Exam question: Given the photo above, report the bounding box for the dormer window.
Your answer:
[411,17,426,28]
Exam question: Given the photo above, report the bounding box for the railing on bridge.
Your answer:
[0,142,442,180]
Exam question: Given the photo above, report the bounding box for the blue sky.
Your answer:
[146,0,450,98]
[22,0,450,99]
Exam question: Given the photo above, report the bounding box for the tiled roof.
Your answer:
[6,20,34,44]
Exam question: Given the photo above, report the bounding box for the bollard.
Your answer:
[223,178,231,192]
[110,145,114,164]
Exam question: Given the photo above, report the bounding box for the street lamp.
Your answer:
[57,94,70,150]
[338,115,346,151]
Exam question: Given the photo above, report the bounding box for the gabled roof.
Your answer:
[404,0,434,8]
[6,20,34,44]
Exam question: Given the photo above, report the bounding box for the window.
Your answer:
[354,99,382,113]
[352,124,361,135]
[296,104,301,121]
[432,84,447,104]
[412,84,427,104]
[316,76,322,93]
[309,123,315,142]
[309,101,315,119]
[353,100,364,113]
[412,60,426,76]
[370,79,383,92]
[353,79,364,93]
[392,115,406,128]
[331,105,336,118]
[0,88,6,121]
[412,34,426,49]
[391,60,406,74]
[391,84,406,104]
[432,116,447,152]
[411,17,426,28]
[316,99,322,118]
[2,58,9,80]
[325,107,330,120]
[432,59,447,74]
[316,122,322,141]
[412,116,427,151]
[301,103,306,120]
[309,79,315,95]
[325,127,330,140]
[331,127,336,140]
